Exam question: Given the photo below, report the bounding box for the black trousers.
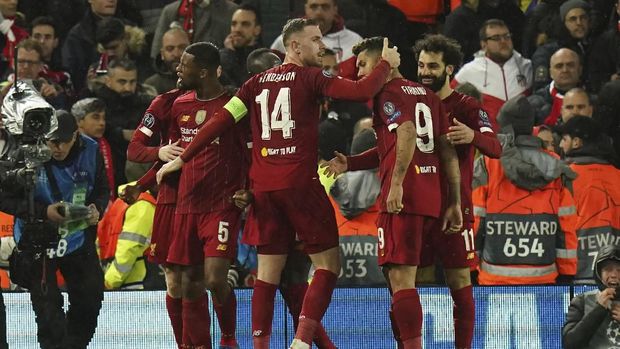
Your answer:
[28,247,103,349]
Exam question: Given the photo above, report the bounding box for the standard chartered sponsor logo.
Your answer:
[486,220,557,236]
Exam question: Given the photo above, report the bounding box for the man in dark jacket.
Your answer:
[563,244,620,349]
[94,58,153,187]
[144,27,189,94]
[62,0,118,93]
[531,0,593,90]
[220,3,263,87]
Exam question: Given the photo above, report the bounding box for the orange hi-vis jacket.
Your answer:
[568,157,620,280]
[0,212,13,289]
[387,0,443,24]
[472,144,577,285]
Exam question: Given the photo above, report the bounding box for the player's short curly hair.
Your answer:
[413,34,463,70]
[185,41,220,70]
[282,18,319,47]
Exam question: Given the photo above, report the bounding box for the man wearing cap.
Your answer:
[11,110,108,348]
[472,95,578,285]
[531,0,593,90]
[556,116,620,281]
[564,244,620,348]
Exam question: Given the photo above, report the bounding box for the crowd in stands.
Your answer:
[0,0,618,290]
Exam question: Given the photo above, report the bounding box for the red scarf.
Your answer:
[98,137,116,200]
[4,20,28,68]
[543,81,564,127]
[178,0,195,41]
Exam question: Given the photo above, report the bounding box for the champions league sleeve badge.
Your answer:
[383,101,396,116]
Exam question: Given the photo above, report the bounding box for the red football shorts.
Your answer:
[376,213,435,266]
[419,219,476,269]
[148,203,176,264]
[167,209,241,266]
[243,180,339,255]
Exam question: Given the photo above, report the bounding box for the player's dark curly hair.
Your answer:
[412,34,463,70]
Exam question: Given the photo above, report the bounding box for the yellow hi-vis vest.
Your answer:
[97,183,156,289]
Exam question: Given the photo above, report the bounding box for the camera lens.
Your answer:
[23,109,51,137]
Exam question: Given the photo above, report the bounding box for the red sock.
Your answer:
[252,279,278,349]
[392,289,422,349]
[214,288,237,346]
[182,295,212,348]
[166,295,183,348]
[451,285,474,349]
[389,308,404,349]
[296,269,337,344]
[281,282,307,330]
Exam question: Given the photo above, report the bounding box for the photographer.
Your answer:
[563,244,620,348]
[6,110,108,349]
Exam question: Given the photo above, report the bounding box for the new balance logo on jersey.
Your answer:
[216,244,228,251]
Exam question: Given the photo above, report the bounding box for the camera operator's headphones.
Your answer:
[594,244,620,291]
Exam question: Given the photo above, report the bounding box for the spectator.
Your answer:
[144,27,189,93]
[0,39,68,109]
[0,0,28,74]
[30,17,75,102]
[319,48,371,149]
[72,97,116,203]
[150,0,238,59]
[556,116,620,281]
[521,0,564,58]
[17,0,86,41]
[10,110,108,349]
[444,0,525,63]
[31,16,61,71]
[97,160,156,290]
[62,0,119,93]
[270,0,362,62]
[95,58,153,187]
[453,19,533,125]
[588,0,620,93]
[563,245,620,348]
[533,124,556,153]
[92,17,151,86]
[528,48,583,126]
[472,95,577,285]
[220,4,263,87]
[594,80,620,164]
[560,87,593,124]
[531,0,593,90]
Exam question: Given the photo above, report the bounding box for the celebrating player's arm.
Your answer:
[446,109,501,158]
[438,123,463,234]
[156,38,400,183]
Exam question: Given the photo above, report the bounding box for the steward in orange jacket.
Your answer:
[472,96,578,285]
[556,116,620,281]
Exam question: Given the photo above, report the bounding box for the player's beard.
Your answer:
[418,71,448,92]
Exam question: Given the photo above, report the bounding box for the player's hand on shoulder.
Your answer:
[320,151,348,179]
[232,189,254,209]
[442,204,463,234]
[447,118,474,145]
[381,37,400,69]
[158,140,184,162]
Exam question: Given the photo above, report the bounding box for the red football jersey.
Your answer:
[236,64,337,191]
[130,89,187,204]
[373,78,448,217]
[443,91,495,222]
[173,91,249,214]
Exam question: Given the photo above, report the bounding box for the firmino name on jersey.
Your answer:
[401,86,427,95]
[259,72,297,84]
